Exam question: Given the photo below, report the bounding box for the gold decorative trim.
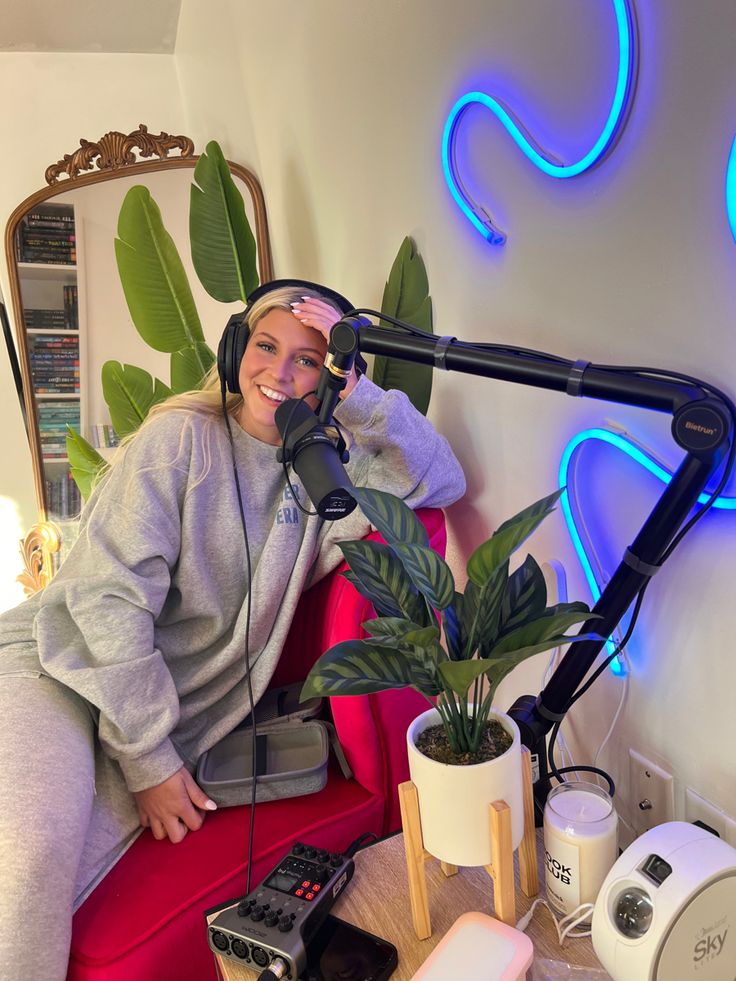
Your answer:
[18,521,62,596]
[45,124,195,184]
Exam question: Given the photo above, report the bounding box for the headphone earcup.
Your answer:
[218,314,251,394]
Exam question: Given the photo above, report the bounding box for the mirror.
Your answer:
[3,125,273,584]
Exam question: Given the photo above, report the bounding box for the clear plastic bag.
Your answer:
[532,958,611,980]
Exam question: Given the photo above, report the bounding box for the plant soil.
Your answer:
[415,720,513,765]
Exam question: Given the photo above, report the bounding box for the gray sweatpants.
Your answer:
[0,672,141,980]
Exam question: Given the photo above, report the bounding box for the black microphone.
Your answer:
[274,399,357,520]
[316,317,368,425]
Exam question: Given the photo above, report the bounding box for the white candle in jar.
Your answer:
[543,781,618,916]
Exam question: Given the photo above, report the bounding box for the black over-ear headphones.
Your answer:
[216,278,361,395]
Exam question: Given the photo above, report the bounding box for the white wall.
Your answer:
[0,52,187,608]
[176,0,736,839]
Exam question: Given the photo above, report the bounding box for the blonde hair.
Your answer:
[95,285,335,488]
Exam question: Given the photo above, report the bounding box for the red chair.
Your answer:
[67,509,446,980]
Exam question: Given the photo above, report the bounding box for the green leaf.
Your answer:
[115,185,205,354]
[467,490,562,586]
[361,617,435,643]
[466,561,508,658]
[489,610,597,658]
[190,141,259,302]
[170,342,216,392]
[476,628,601,707]
[301,638,441,700]
[65,429,107,501]
[101,361,173,438]
[441,603,464,661]
[338,539,429,624]
[498,555,547,635]
[538,601,591,619]
[495,489,563,537]
[373,237,434,415]
[456,583,479,637]
[350,486,429,547]
[438,658,496,698]
[394,542,455,610]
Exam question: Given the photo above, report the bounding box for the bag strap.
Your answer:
[321,720,353,780]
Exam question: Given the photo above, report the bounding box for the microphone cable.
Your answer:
[218,380,355,891]
[220,383,258,894]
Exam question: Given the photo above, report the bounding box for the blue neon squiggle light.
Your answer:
[726,135,736,242]
[559,428,735,674]
[442,0,638,244]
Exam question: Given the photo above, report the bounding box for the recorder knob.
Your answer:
[265,911,279,927]
[278,916,294,932]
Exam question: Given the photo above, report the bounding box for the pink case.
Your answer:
[410,912,534,980]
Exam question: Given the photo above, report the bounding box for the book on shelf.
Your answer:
[17,204,76,264]
[26,204,75,224]
[29,328,80,393]
[38,403,80,444]
[45,469,82,521]
[63,284,79,329]
[29,338,79,350]
[90,423,121,449]
[24,308,73,330]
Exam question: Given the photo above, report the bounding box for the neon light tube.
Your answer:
[559,428,735,674]
[442,0,638,243]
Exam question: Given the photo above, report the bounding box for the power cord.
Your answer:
[546,581,649,795]
[344,831,379,857]
[516,898,595,946]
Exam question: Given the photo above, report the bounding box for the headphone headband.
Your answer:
[217,278,364,395]
[245,278,356,316]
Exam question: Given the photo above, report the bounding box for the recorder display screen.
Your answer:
[265,871,300,893]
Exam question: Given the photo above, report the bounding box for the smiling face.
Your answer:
[236,307,327,444]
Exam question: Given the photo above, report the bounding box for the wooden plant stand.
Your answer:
[398,746,538,939]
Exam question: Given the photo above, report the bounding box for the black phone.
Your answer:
[302,914,398,981]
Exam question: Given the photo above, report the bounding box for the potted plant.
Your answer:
[301,486,599,867]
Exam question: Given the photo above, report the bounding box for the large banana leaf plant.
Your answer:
[302,487,601,757]
[66,140,434,499]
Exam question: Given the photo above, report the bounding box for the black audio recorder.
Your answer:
[206,840,355,979]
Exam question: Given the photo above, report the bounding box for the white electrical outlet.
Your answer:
[685,788,736,847]
[629,750,675,834]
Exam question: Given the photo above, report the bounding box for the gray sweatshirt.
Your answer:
[0,377,465,792]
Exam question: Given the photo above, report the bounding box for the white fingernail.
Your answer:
[205,799,218,810]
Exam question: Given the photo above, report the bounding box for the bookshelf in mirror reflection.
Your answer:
[17,202,83,523]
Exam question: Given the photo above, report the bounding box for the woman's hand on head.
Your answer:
[290,297,358,397]
[133,766,217,844]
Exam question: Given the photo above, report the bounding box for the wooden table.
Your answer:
[209,830,611,979]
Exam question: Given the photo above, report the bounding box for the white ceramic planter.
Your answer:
[406,706,524,868]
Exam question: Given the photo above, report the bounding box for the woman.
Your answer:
[0,280,465,979]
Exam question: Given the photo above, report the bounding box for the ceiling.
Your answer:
[0,0,183,54]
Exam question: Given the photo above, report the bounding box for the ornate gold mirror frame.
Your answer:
[4,125,273,593]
